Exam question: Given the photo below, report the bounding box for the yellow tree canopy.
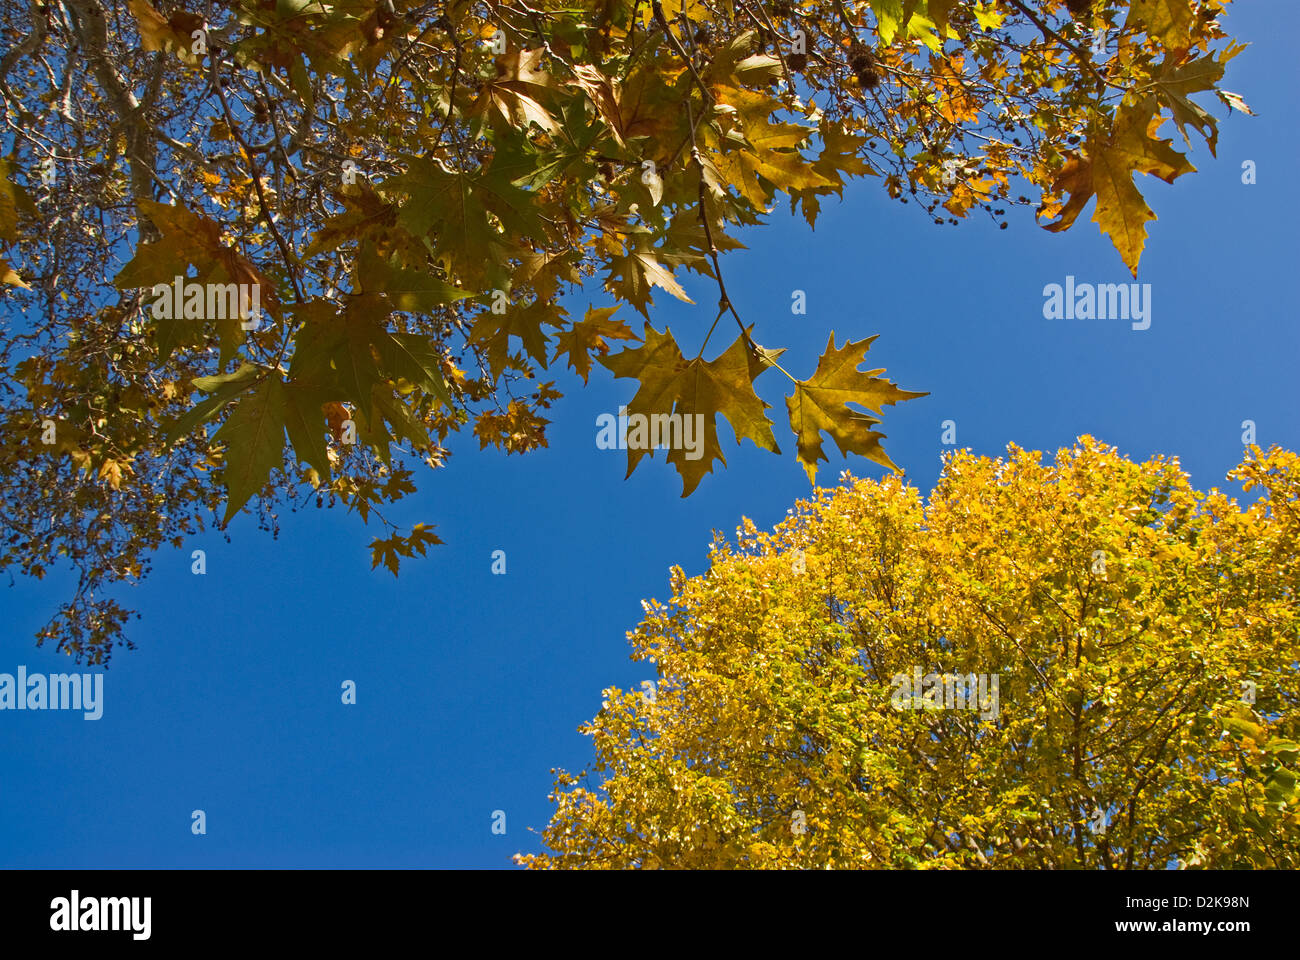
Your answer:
[521,438,1300,868]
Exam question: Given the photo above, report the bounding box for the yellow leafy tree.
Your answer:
[520,438,1300,868]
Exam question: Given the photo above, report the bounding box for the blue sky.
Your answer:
[1,3,1295,869]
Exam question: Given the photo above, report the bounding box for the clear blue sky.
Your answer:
[1,3,1295,868]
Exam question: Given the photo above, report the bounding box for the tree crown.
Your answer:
[521,439,1300,869]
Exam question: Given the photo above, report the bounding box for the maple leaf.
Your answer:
[604,241,695,318]
[1125,0,1195,50]
[639,0,709,31]
[114,199,278,365]
[491,109,600,192]
[1151,54,1231,155]
[474,162,550,244]
[385,158,513,288]
[118,199,269,297]
[282,378,333,481]
[868,0,946,45]
[663,211,745,274]
[285,300,346,389]
[812,120,874,186]
[614,57,686,146]
[97,458,130,490]
[406,522,443,555]
[0,257,29,289]
[689,331,782,456]
[371,383,432,448]
[786,333,927,483]
[1217,90,1254,117]
[471,47,559,134]
[708,86,834,209]
[664,404,725,497]
[163,361,262,448]
[369,535,404,576]
[601,326,781,495]
[927,0,961,37]
[931,53,982,124]
[212,376,287,523]
[599,324,690,477]
[552,304,640,383]
[667,332,782,496]
[379,333,451,405]
[513,248,581,303]
[473,399,551,454]
[302,183,397,258]
[113,240,188,290]
[356,244,472,312]
[5,0,1253,662]
[331,298,387,421]
[704,31,765,86]
[470,299,566,381]
[127,0,205,63]
[568,64,626,148]
[0,159,35,244]
[943,176,996,218]
[1041,101,1195,276]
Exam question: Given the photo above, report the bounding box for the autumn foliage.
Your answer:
[0,0,1248,659]
[520,440,1300,869]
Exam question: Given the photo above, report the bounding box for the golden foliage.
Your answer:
[521,440,1300,868]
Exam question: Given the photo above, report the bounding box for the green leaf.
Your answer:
[114,241,187,290]
[1265,766,1297,803]
[384,157,529,287]
[163,383,247,447]
[282,379,332,480]
[1223,716,1268,742]
[163,363,263,447]
[372,384,431,447]
[289,54,314,108]
[333,300,385,421]
[380,332,451,404]
[192,362,261,394]
[474,160,551,242]
[1265,739,1300,763]
[212,377,287,523]
[153,311,186,364]
[357,244,474,312]
[287,300,346,385]
[470,298,564,381]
